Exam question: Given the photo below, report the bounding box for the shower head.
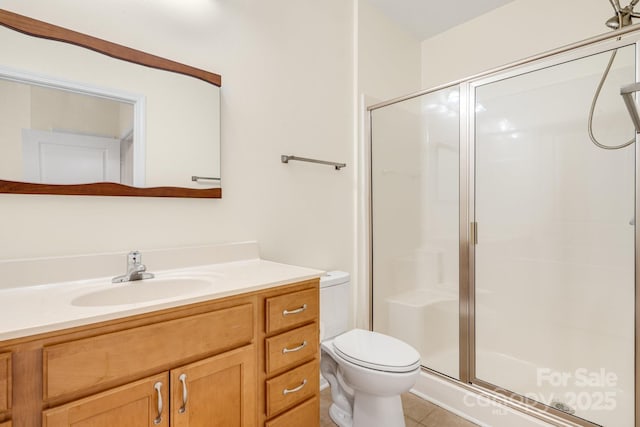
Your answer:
[606,0,640,29]
[606,11,633,28]
[606,14,622,28]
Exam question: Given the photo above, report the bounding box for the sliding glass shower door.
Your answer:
[472,45,636,426]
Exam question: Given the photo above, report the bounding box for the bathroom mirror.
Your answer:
[0,9,222,198]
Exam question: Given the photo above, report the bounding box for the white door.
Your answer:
[22,129,120,184]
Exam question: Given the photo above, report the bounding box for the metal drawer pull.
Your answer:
[282,304,307,316]
[283,378,308,395]
[282,340,308,354]
[178,373,188,414]
[153,381,163,425]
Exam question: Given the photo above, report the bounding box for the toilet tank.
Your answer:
[320,271,350,341]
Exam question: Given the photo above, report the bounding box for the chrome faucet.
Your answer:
[112,250,155,283]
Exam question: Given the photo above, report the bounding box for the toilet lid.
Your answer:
[332,329,421,373]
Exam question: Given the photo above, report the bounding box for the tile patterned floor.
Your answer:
[320,387,478,427]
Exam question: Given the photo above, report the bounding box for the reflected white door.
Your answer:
[22,129,120,184]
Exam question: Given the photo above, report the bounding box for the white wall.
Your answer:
[355,0,422,327]
[0,1,355,278]
[421,0,613,88]
[0,80,29,181]
[357,0,422,102]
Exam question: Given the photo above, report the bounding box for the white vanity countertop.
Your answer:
[0,258,323,341]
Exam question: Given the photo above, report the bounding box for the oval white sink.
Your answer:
[71,278,212,307]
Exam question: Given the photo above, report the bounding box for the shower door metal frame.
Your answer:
[367,22,640,427]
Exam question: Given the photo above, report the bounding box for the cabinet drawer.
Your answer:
[266,323,318,375]
[266,396,319,427]
[265,288,318,334]
[44,303,254,400]
[266,359,318,417]
[0,353,10,412]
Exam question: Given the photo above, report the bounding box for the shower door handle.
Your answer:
[470,222,478,245]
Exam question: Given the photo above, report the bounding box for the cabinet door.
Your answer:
[171,344,256,427]
[0,353,9,413]
[43,373,169,427]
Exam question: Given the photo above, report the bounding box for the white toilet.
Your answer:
[320,271,421,427]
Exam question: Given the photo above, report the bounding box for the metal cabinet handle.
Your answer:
[282,304,307,316]
[283,379,308,395]
[153,382,163,425]
[178,373,188,414]
[282,340,308,354]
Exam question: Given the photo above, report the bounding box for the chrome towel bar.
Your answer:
[281,155,346,170]
[191,176,221,182]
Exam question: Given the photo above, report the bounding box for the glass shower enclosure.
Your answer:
[370,30,638,427]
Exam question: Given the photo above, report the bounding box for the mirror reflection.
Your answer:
[0,10,221,197]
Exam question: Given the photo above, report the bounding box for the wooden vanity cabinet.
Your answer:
[0,278,319,427]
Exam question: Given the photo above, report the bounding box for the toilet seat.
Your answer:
[332,329,421,373]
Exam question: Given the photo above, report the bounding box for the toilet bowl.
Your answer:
[321,329,420,427]
[320,272,421,427]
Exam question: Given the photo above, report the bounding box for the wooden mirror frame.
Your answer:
[0,9,222,198]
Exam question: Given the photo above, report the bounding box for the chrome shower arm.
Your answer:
[620,82,640,132]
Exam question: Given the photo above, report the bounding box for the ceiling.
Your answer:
[367,0,519,41]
